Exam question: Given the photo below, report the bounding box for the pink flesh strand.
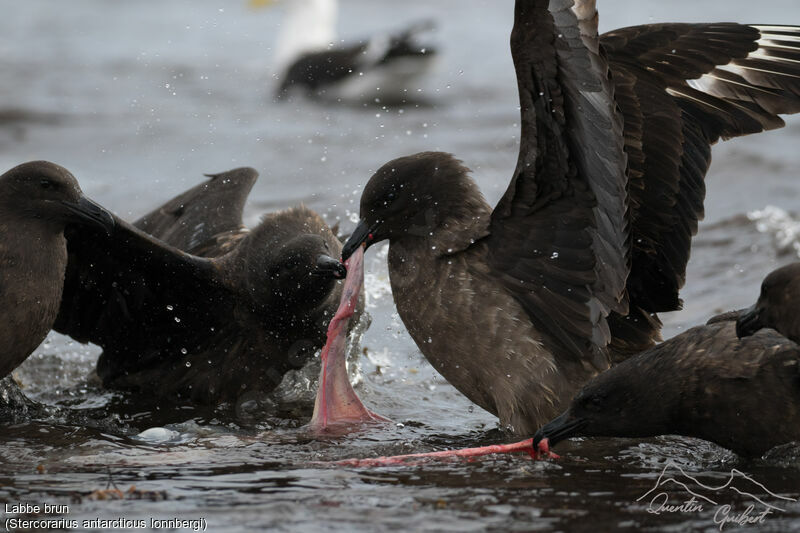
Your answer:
[323,438,559,467]
[309,245,388,432]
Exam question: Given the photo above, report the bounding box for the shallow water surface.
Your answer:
[2,0,800,531]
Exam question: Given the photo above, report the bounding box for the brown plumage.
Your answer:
[533,320,800,457]
[0,161,112,378]
[737,263,800,344]
[342,0,800,434]
[54,168,353,408]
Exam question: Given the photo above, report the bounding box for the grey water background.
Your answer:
[2,0,800,531]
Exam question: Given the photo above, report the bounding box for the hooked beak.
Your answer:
[736,304,764,339]
[341,219,381,261]
[314,254,347,280]
[60,196,115,235]
[532,410,586,449]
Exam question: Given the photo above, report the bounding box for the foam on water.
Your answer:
[136,427,181,443]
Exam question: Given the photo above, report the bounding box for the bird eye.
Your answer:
[586,395,604,411]
[40,179,54,190]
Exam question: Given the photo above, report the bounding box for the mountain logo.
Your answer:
[636,461,796,530]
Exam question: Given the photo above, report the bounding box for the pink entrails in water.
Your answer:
[309,244,388,432]
[325,438,558,468]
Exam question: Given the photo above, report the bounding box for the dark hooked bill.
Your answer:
[533,410,586,449]
[341,219,380,261]
[60,196,115,235]
[314,254,347,279]
[735,304,763,339]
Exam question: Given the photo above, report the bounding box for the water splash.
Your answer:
[748,206,800,257]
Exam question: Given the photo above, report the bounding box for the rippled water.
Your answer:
[2,0,800,531]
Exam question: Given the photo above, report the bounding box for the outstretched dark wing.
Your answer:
[54,217,234,380]
[135,167,257,256]
[601,24,800,356]
[487,0,629,370]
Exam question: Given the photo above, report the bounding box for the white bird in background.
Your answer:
[249,0,438,104]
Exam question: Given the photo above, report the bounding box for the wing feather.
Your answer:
[54,217,233,380]
[135,167,257,255]
[487,0,629,369]
[601,23,800,356]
